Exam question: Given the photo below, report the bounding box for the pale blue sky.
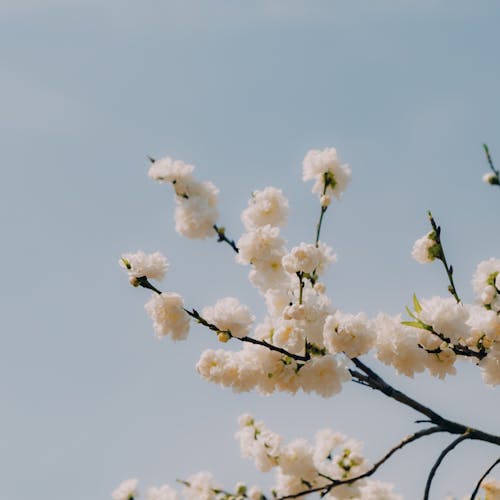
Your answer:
[1,1,499,499]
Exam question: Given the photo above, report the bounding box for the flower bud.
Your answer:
[218,331,231,343]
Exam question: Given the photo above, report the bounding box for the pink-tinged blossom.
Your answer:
[144,292,190,340]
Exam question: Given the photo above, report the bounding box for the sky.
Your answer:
[1,1,499,499]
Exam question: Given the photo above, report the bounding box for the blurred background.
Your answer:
[1,1,499,498]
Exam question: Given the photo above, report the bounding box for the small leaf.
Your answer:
[412,293,423,313]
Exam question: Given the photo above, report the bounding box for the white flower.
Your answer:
[202,297,255,339]
[148,156,194,192]
[241,187,289,230]
[298,356,350,397]
[359,479,403,500]
[415,296,471,344]
[479,343,500,386]
[374,314,427,378]
[112,479,138,500]
[323,311,374,358]
[472,258,500,308]
[483,172,500,185]
[144,292,190,340]
[183,471,218,500]
[282,243,323,275]
[302,147,351,199]
[146,485,178,500]
[279,439,315,478]
[174,180,219,239]
[411,232,438,264]
[481,477,500,497]
[120,251,168,281]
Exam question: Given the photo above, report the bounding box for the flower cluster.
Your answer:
[149,156,219,239]
[118,146,500,499]
[112,415,404,500]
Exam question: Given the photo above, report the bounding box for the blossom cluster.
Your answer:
[111,415,405,500]
[118,146,500,499]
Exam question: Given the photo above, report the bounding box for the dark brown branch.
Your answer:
[470,457,500,500]
[483,144,500,177]
[279,427,443,500]
[213,224,239,253]
[350,358,500,445]
[423,432,471,500]
[185,308,311,363]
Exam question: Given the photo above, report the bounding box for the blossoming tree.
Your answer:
[115,146,500,500]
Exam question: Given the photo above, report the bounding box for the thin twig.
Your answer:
[279,427,443,500]
[423,432,471,500]
[483,144,500,176]
[213,224,239,253]
[428,211,461,303]
[470,457,500,500]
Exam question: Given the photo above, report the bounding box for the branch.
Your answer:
[349,358,500,446]
[423,432,471,500]
[185,308,311,363]
[213,224,239,253]
[427,211,461,303]
[278,427,443,500]
[470,457,500,500]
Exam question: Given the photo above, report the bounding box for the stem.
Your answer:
[428,211,461,303]
[297,272,305,305]
[213,224,239,253]
[315,206,327,246]
[470,457,500,500]
[423,432,471,500]
[315,174,330,246]
[279,427,443,500]
[483,144,500,177]
[185,308,311,363]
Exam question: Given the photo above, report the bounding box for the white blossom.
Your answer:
[174,180,219,239]
[112,479,139,500]
[144,292,190,340]
[241,187,289,230]
[473,258,500,310]
[411,232,438,264]
[183,471,218,500]
[146,485,178,500]
[323,311,375,358]
[282,243,324,275]
[120,251,168,281]
[148,156,195,194]
[202,297,255,339]
[358,479,403,500]
[483,172,500,185]
[298,356,350,397]
[302,147,351,199]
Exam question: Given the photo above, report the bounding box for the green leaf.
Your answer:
[412,293,422,313]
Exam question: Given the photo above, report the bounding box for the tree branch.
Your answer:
[278,427,443,500]
[470,457,500,500]
[423,432,471,500]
